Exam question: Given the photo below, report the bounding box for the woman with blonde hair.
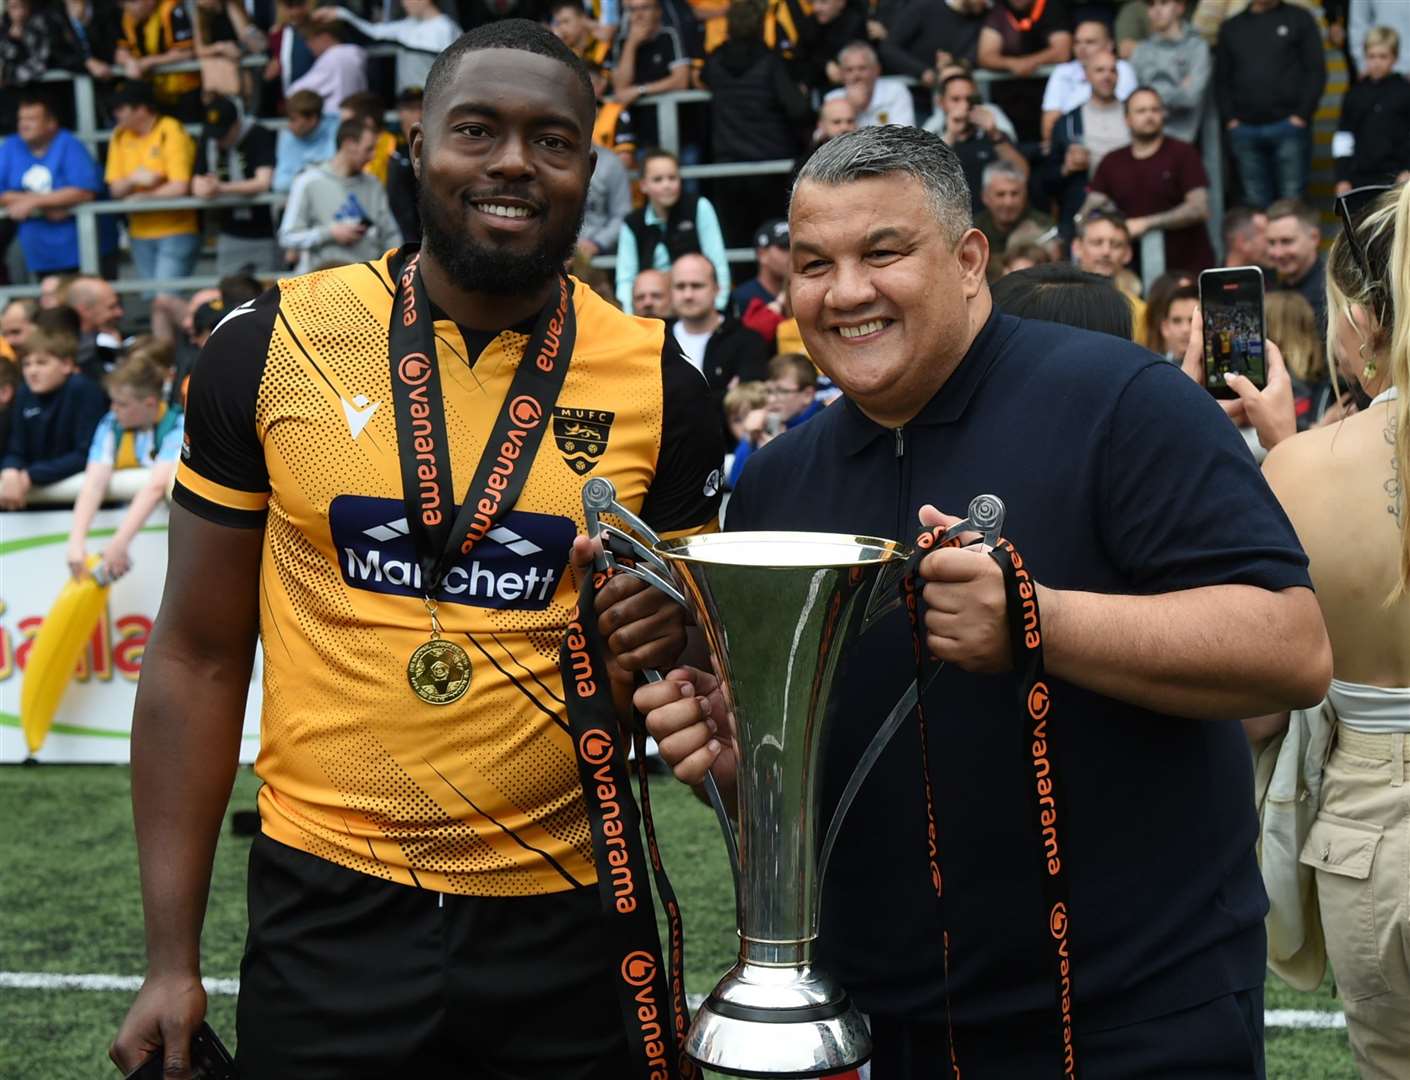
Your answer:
[1259,181,1409,1079]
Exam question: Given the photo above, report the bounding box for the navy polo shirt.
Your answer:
[725,310,1310,1043]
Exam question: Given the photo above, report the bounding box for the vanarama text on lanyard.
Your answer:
[385,247,692,1078]
[386,247,575,704]
[901,525,1078,1079]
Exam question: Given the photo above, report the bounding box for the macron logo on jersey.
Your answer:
[329,495,575,610]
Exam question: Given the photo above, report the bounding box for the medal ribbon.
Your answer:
[564,565,694,1080]
[386,246,577,595]
[900,527,1077,1079]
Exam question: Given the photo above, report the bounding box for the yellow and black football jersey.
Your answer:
[174,248,723,896]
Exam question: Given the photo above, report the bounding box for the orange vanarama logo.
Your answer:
[621,950,671,1078]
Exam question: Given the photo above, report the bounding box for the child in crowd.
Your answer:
[722,380,768,476]
[0,327,108,509]
[65,356,184,581]
[1264,289,1330,428]
[727,353,822,489]
[615,149,730,314]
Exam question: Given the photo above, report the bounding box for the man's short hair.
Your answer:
[1075,207,1131,243]
[336,118,371,149]
[309,21,344,41]
[768,352,817,389]
[981,159,1024,191]
[423,19,595,126]
[20,326,78,362]
[287,89,325,117]
[991,264,1134,340]
[4,297,39,322]
[837,40,878,66]
[795,126,973,243]
[1366,25,1400,57]
[549,0,588,16]
[16,92,55,117]
[105,354,167,400]
[1221,204,1262,246]
[1124,85,1163,113]
[396,85,425,108]
[939,72,976,98]
[341,91,386,128]
[672,252,717,284]
[1266,197,1320,233]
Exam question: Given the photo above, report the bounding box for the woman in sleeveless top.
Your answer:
[1260,181,1410,1080]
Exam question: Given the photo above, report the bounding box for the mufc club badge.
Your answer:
[551,407,615,475]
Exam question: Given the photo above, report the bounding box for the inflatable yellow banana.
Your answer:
[20,556,114,755]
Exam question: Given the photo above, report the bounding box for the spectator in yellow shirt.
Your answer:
[105,81,200,336]
[116,0,201,120]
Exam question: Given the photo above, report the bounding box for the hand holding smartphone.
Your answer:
[122,1022,236,1080]
[1198,266,1267,399]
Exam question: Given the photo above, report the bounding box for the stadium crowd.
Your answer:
[0,0,1407,1075]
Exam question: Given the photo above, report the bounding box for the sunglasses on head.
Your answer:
[1335,183,1394,322]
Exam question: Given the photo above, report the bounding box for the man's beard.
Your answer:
[417,186,586,296]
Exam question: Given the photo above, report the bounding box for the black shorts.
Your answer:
[235,833,632,1079]
[869,987,1266,1079]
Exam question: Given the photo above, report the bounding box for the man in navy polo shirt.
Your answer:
[632,126,1331,1076]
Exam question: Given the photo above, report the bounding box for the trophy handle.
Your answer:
[818,494,1007,884]
[582,478,743,891]
[857,494,1008,635]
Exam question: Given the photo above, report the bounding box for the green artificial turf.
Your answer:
[0,765,1357,1078]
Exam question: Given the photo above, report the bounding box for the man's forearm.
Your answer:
[1143,191,1208,232]
[613,42,640,92]
[34,187,95,211]
[131,642,252,973]
[1038,583,1330,719]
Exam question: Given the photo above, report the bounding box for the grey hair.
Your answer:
[981,159,1025,191]
[836,40,878,66]
[793,125,973,242]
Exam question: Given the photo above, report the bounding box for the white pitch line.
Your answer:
[1265,1009,1347,1030]
[0,972,239,995]
[0,974,1349,1031]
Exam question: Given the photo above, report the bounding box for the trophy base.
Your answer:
[686,963,872,1078]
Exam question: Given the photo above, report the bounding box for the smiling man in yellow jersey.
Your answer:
[110,19,722,1080]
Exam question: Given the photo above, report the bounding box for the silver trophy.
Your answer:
[582,479,1005,1077]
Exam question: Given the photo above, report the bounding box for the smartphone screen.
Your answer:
[1199,267,1266,399]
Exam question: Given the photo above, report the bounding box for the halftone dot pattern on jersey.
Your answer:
[224,257,676,896]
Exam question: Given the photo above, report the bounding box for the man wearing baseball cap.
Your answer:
[730,217,790,315]
[192,95,279,274]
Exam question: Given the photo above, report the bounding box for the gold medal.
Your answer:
[407,597,471,704]
[407,638,472,704]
